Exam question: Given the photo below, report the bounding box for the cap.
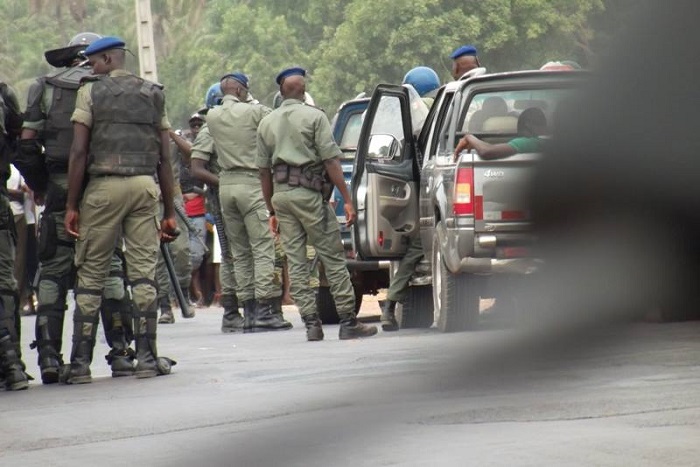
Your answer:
[83,36,126,56]
[276,67,306,85]
[450,44,478,60]
[220,72,249,88]
[189,112,205,123]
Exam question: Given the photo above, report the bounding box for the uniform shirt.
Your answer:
[206,95,270,171]
[71,69,170,130]
[190,124,221,174]
[257,99,341,170]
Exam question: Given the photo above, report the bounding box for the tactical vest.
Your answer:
[88,74,162,177]
[41,66,92,167]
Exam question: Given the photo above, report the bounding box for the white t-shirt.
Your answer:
[6,164,24,216]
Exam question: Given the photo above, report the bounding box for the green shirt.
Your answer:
[22,79,53,131]
[508,137,545,154]
[190,124,221,174]
[206,95,270,171]
[257,99,341,170]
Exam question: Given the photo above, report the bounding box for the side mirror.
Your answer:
[367,134,400,160]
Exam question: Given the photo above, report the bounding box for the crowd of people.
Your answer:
[0,28,559,391]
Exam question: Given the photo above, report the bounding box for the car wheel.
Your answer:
[396,285,434,328]
[432,232,479,332]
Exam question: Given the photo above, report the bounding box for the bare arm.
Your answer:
[454,134,516,161]
[191,158,219,187]
[158,130,176,218]
[64,123,90,237]
[169,130,193,158]
[259,167,274,213]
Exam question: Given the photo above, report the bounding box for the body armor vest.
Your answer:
[41,66,92,168]
[88,74,163,177]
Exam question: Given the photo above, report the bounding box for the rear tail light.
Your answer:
[453,167,474,216]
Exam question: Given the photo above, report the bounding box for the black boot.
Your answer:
[242,299,257,334]
[271,297,293,329]
[64,337,95,384]
[302,314,324,341]
[134,299,161,378]
[339,314,378,340]
[251,298,293,332]
[32,304,65,384]
[221,294,244,333]
[380,300,399,332]
[102,297,136,377]
[0,332,29,391]
[64,301,99,384]
[158,295,174,324]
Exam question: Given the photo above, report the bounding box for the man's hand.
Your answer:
[268,214,279,238]
[65,208,80,238]
[454,135,471,161]
[160,216,179,243]
[344,202,357,227]
[34,191,45,206]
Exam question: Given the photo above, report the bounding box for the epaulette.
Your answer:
[303,103,325,113]
[80,75,102,84]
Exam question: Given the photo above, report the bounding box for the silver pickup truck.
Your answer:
[352,70,585,331]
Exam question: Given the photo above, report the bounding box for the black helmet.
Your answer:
[45,32,103,68]
[68,32,102,48]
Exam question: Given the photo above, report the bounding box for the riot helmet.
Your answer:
[68,32,102,48]
[402,66,440,97]
[205,83,224,108]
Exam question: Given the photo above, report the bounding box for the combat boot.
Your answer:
[251,299,293,332]
[134,334,158,378]
[106,333,135,377]
[380,300,399,332]
[271,297,293,329]
[32,304,65,384]
[221,294,245,333]
[302,314,324,341]
[65,337,95,384]
[339,314,378,340]
[242,299,257,333]
[0,333,29,391]
[158,296,175,324]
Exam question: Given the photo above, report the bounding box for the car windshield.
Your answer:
[339,112,363,151]
[460,87,572,139]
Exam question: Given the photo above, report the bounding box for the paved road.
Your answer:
[2,304,699,466]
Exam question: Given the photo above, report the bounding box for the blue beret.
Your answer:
[276,67,306,85]
[450,44,478,60]
[84,36,125,56]
[220,72,249,88]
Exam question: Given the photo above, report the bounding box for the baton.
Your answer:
[160,240,195,319]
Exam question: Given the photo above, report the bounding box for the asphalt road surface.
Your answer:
[2,301,699,466]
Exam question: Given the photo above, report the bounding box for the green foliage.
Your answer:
[1,0,616,127]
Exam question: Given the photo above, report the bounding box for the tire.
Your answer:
[316,285,363,325]
[432,232,480,332]
[396,285,434,328]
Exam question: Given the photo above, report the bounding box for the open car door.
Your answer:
[351,84,420,260]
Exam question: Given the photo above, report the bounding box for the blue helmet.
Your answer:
[205,82,223,108]
[402,66,440,97]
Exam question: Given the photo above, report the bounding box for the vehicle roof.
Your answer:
[442,69,588,93]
